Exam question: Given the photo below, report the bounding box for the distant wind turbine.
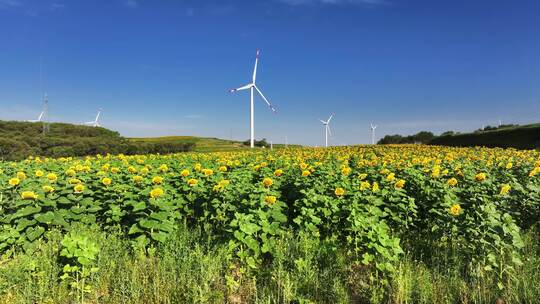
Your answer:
[27,110,44,123]
[28,93,49,132]
[370,123,378,145]
[319,113,334,148]
[84,108,102,127]
[229,49,277,148]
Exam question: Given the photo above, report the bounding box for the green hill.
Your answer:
[0,121,194,161]
[129,136,297,152]
[129,136,247,152]
[429,123,540,149]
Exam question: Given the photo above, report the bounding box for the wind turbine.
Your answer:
[370,123,378,145]
[27,110,44,123]
[229,49,277,148]
[28,93,49,133]
[84,108,102,127]
[319,113,334,148]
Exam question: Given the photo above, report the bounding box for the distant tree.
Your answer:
[377,135,405,144]
[440,131,455,136]
[411,131,435,143]
[377,131,435,145]
[242,138,269,148]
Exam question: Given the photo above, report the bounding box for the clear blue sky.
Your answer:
[1,0,539,146]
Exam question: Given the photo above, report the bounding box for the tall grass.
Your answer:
[1,226,539,303]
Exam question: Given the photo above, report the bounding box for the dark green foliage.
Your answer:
[377,131,436,144]
[243,138,269,147]
[0,120,194,160]
[430,123,540,149]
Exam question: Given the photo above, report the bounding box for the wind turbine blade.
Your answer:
[229,83,253,93]
[252,49,260,83]
[319,119,326,124]
[327,113,334,123]
[254,85,277,113]
[328,125,333,137]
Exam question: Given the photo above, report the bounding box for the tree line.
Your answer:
[0,121,194,161]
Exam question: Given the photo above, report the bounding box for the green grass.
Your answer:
[129,136,300,152]
[1,226,539,304]
[129,136,247,152]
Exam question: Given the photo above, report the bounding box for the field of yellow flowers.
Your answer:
[1,145,540,303]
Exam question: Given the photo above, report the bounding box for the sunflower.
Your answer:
[102,177,112,186]
[264,195,277,205]
[500,184,511,195]
[447,178,458,187]
[341,167,352,175]
[152,176,164,185]
[262,178,273,187]
[301,170,311,177]
[150,188,165,199]
[21,191,38,200]
[181,169,190,177]
[360,181,370,191]
[394,179,406,189]
[188,178,198,187]
[475,173,487,182]
[274,169,283,177]
[74,184,85,193]
[335,187,345,197]
[46,173,58,182]
[8,178,20,186]
[42,185,55,193]
[449,204,462,216]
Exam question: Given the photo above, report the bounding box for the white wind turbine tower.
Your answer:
[85,108,102,127]
[229,49,277,148]
[370,123,378,145]
[319,113,334,148]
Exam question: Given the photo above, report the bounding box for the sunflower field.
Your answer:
[1,145,540,303]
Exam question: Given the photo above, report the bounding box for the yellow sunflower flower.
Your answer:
[264,195,277,205]
[449,204,462,216]
[394,179,406,189]
[475,173,487,182]
[8,178,20,186]
[188,178,198,187]
[21,191,38,200]
[74,184,85,193]
[447,178,458,187]
[500,184,511,195]
[262,178,273,187]
[152,176,164,185]
[335,187,345,197]
[102,177,112,186]
[150,188,164,198]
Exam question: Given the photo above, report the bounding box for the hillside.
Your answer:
[129,136,247,152]
[429,123,540,149]
[0,121,194,161]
